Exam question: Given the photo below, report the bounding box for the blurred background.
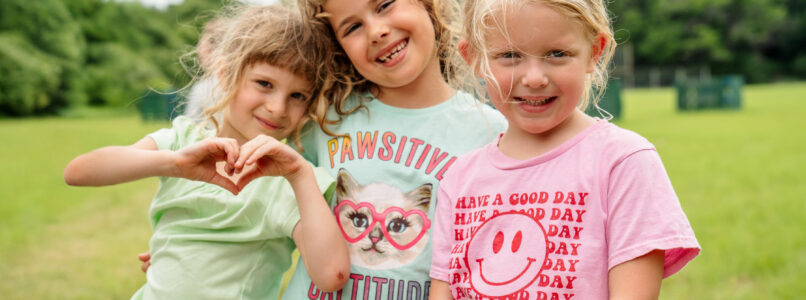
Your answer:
[0,0,803,299]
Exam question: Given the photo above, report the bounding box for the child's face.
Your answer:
[323,0,437,89]
[484,2,599,136]
[219,63,311,144]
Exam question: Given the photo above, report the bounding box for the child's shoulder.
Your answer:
[585,120,657,159]
[447,91,508,127]
[149,116,212,151]
[440,138,497,181]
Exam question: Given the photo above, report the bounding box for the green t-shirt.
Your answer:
[282,91,506,299]
[131,116,334,300]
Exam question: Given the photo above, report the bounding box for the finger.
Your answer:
[138,251,150,262]
[225,138,239,167]
[203,139,229,161]
[223,140,237,176]
[141,261,151,273]
[235,137,264,169]
[246,140,279,165]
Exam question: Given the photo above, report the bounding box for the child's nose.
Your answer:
[368,20,390,45]
[264,95,286,115]
[522,64,549,89]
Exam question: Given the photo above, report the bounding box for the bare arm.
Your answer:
[64,137,173,186]
[64,136,241,194]
[290,168,350,292]
[608,249,665,300]
[235,135,350,292]
[429,279,452,300]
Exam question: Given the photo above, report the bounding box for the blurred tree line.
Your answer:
[609,0,805,83]
[0,0,222,116]
[0,0,804,116]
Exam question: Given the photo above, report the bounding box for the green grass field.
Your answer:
[1,82,804,299]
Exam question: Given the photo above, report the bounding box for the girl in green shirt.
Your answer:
[64,5,351,299]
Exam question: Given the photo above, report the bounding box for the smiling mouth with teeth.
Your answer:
[513,96,557,106]
[377,40,408,63]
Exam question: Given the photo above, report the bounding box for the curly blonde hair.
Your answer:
[296,0,483,118]
[462,0,616,112]
[187,4,347,150]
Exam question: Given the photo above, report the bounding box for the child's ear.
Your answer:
[458,40,472,65]
[587,33,607,73]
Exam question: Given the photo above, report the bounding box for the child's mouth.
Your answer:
[513,96,557,106]
[376,39,408,63]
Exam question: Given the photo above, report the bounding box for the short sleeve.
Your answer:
[297,121,321,166]
[430,177,455,282]
[147,116,203,151]
[606,149,700,278]
[148,127,179,151]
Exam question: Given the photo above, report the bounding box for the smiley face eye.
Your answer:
[493,231,504,254]
[512,230,523,253]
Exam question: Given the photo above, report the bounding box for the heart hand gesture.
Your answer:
[233,135,307,191]
[173,137,241,195]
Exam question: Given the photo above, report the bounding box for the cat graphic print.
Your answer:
[334,168,433,270]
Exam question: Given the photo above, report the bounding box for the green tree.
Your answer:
[0,0,84,114]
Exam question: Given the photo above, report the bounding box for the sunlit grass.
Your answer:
[616,82,806,299]
[0,115,164,298]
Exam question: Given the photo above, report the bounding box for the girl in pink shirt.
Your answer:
[429,0,700,299]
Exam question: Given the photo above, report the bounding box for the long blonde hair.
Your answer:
[297,0,483,114]
[463,0,616,112]
[188,5,345,149]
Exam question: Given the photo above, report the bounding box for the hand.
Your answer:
[174,137,240,194]
[138,251,151,273]
[233,135,307,190]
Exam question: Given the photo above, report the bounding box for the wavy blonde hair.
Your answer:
[296,0,484,118]
[463,0,616,113]
[186,4,346,150]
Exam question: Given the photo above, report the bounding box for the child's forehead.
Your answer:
[483,3,588,44]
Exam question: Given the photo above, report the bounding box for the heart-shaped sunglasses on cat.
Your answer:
[334,200,431,250]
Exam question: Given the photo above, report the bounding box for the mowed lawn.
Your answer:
[1,82,803,299]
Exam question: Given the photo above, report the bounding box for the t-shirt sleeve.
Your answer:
[148,126,179,151]
[430,179,455,282]
[146,116,196,151]
[297,121,321,166]
[606,149,700,278]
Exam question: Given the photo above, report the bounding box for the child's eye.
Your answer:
[547,50,568,58]
[502,52,520,59]
[256,80,272,88]
[290,92,309,102]
[343,23,361,37]
[495,51,521,60]
[377,0,395,13]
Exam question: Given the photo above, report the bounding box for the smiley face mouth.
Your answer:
[476,257,536,286]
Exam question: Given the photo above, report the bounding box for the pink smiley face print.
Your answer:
[465,212,548,297]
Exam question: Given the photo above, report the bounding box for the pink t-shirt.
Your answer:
[430,120,700,300]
